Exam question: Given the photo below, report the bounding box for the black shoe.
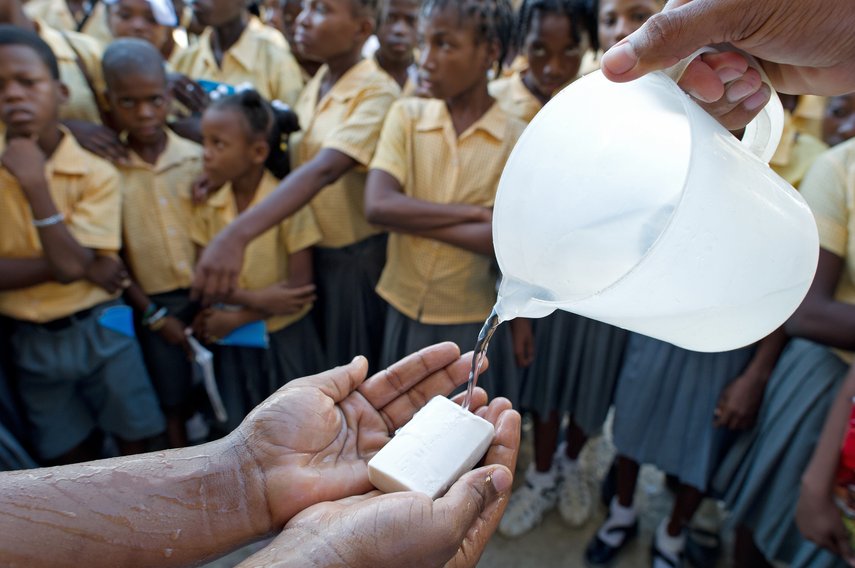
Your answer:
[650,533,685,568]
[585,519,639,566]
[684,527,720,568]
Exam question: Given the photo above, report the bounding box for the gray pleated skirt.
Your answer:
[134,289,197,411]
[380,306,522,408]
[313,234,388,373]
[713,339,848,566]
[613,333,756,492]
[212,314,325,435]
[519,311,628,436]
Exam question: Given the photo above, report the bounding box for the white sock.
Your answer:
[526,465,556,489]
[653,519,685,567]
[597,497,636,547]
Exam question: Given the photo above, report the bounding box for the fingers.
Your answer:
[311,355,371,403]
[601,0,738,82]
[450,387,488,412]
[434,464,513,540]
[478,405,521,474]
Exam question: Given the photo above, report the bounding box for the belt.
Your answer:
[34,306,96,332]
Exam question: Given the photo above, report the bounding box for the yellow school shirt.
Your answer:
[291,58,400,248]
[190,171,322,332]
[171,16,303,106]
[39,22,105,124]
[25,0,113,46]
[798,139,855,362]
[119,130,202,295]
[0,129,120,322]
[371,98,527,325]
[489,72,542,124]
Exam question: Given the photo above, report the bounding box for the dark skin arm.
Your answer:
[229,248,317,317]
[786,248,855,350]
[0,258,54,290]
[1,138,94,283]
[365,169,491,230]
[412,222,495,257]
[796,364,855,565]
[191,149,357,304]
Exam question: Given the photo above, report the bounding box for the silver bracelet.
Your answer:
[32,212,65,228]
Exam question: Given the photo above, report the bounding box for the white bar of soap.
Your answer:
[368,395,495,498]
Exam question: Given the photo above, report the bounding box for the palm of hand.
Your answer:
[239,372,393,527]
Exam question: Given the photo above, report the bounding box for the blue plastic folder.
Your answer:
[216,320,269,349]
[97,305,136,338]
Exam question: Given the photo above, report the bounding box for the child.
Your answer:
[265,0,322,81]
[191,90,325,434]
[171,0,303,107]
[192,0,400,372]
[595,0,663,56]
[374,0,420,93]
[0,25,165,464]
[711,110,855,568]
[105,0,180,62]
[490,0,624,539]
[364,0,521,401]
[101,38,202,448]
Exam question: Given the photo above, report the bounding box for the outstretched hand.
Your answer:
[231,342,495,531]
[237,396,521,568]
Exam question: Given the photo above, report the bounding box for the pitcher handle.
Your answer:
[663,47,784,164]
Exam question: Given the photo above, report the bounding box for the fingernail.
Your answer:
[490,468,512,493]
[743,89,769,111]
[687,88,716,104]
[717,67,743,83]
[726,80,756,103]
[602,40,638,76]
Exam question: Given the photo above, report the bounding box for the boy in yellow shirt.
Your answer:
[102,39,202,448]
[0,26,164,464]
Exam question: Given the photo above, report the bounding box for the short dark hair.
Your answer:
[517,0,598,52]
[102,38,167,88]
[0,24,60,79]
[421,0,515,70]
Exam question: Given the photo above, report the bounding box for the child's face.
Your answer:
[0,45,66,140]
[822,93,855,147]
[295,0,369,63]
[376,0,419,64]
[200,107,262,187]
[523,11,587,98]
[418,6,497,100]
[108,0,170,51]
[273,0,302,47]
[193,0,243,28]
[106,71,170,145]
[597,0,660,52]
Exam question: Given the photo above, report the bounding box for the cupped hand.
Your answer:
[230,342,494,531]
[237,397,520,568]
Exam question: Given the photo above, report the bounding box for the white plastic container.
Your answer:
[492,57,819,352]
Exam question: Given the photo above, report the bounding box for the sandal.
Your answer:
[584,519,638,566]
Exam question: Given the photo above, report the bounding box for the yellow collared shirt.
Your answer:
[798,139,855,363]
[190,170,322,332]
[489,71,542,124]
[291,58,399,248]
[370,98,526,325]
[25,0,113,46]
[39,22,105,124]
[0,129,120,322]
[171,16,303,106]
[119,130,202,295]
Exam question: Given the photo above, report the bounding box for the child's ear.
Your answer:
[482,39,501,75]
[57,81,70,106]
[355,14,375,45]
[250,137,270,165]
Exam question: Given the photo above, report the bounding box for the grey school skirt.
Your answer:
[211,314,325,435]
[380,306,522,408]
[612,333,756,492]
[519,311,628,436]
[713,339,849,566]
[313,234,388,373]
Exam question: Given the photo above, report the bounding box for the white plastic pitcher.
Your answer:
[493,54,820,352]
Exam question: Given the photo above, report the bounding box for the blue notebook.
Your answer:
[97,305,136,338]
[216,320,269,349]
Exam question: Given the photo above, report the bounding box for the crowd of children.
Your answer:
[2,0,855,566]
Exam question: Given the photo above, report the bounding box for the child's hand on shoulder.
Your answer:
[64,120,129,165]
[1,136,47,190]
[86,256,131,293]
